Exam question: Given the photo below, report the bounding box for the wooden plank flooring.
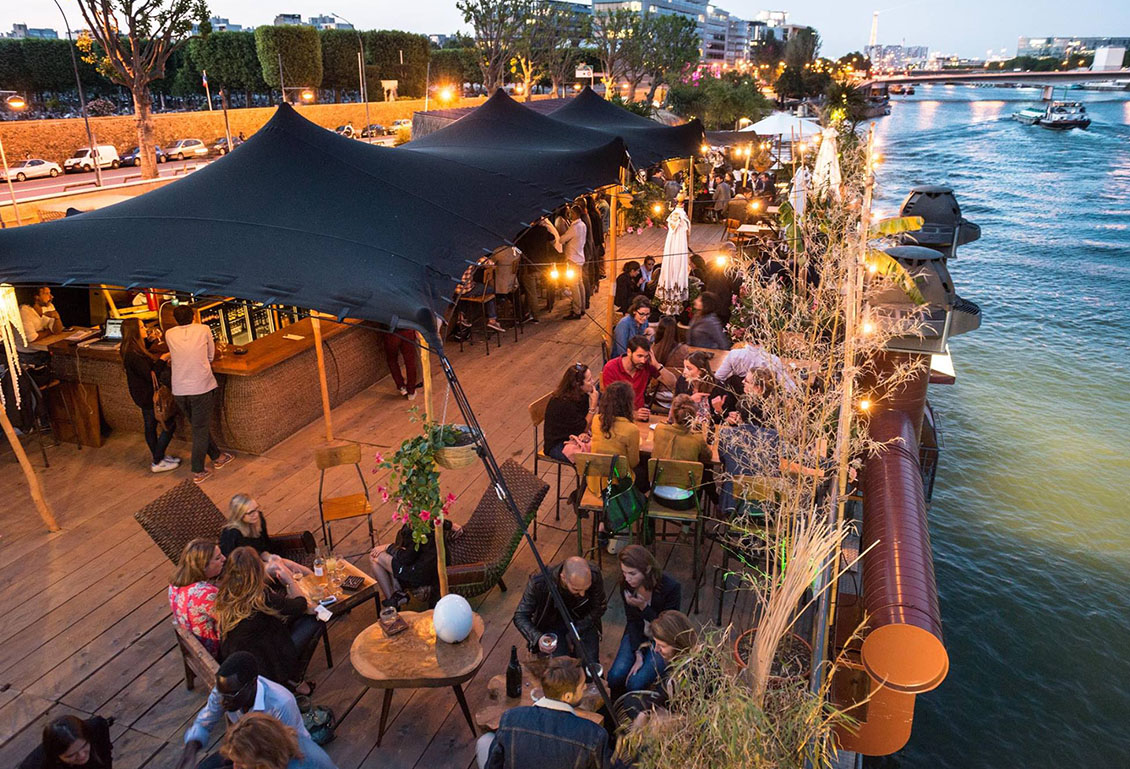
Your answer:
[0,225,754,769]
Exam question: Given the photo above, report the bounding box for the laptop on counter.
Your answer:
[81,318,125,350]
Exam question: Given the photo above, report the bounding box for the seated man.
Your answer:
[601,335,665,422]
[15,285,63,366]
[476,657,608,769]
[454,256,505,336]
[610,296,652,358]
[176,651,332,769]
[513,556,606,662]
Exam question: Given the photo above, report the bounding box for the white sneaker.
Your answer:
[487,320,504,333]
[151,457,179,473]
[165,455,182,465]
[407,390,417,400]
[398,387,408,396]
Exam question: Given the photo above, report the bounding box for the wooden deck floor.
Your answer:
[0,224,755,769]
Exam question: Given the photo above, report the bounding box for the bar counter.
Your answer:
[49,318,391,454]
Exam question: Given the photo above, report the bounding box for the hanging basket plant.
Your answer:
[432,423,477,469]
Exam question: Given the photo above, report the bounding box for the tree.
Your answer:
[837,51,871,75]
[364,31,429,98]
[825,79,868,131]
[75,0,207,180]
[320,29,361,103]
[457,0,531,95]
[784,26,820,68]
[21,40,77,97]
[190,31,265,107]
[440,32,475,50]
[430,48,482,89]
[667,74,771,130]
[591,9,642,98]
[254,25,323,102]
[640,14,700,104]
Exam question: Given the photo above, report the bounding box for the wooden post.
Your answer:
[435,517,449,598]
[417,331,434,422]
[604,182,620,346]
[687,156,695,223]
[0,406,59,531]
[310,315,334,442]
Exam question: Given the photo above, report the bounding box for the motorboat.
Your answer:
[1013,99,1090,130]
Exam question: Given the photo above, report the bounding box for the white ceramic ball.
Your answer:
[433,594,474,643]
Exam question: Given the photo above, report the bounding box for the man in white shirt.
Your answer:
[165,304,233,482]
[551,205,588,319]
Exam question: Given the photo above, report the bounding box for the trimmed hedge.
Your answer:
[0,96,487,166]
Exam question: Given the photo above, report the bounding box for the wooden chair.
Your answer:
[315,443,374,552]
[494,263,524,342]
[713,474,786,626]
[724,217,752,248]
[175,622,219,691]
[447,459,549,598]
[644,458,706,612]
[572,453,632,563]
[458,264,502,355]
[528,392,576,526]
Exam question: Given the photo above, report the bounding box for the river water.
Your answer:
[869,85,1130,767]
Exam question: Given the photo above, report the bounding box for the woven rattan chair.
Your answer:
[447,459,549,598]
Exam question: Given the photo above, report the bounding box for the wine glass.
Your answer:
[538,633,558,657]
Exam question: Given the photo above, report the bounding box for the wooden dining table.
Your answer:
[293,559,380,617]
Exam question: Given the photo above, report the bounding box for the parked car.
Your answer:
[391,118,412,133]
[335,124,356,138]
[165,138,209,160]
[121,145,167,166]
[63,145,120,173]
[360,123,388,138]
[0,158,63,182]
[211,135,244,155]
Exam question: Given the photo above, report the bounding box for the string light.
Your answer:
[550,266,560,280]
[858,398,872,412]
[651,202,664,215]
[565,266,576,280]
[867,261,878,274]
[861,319,876,335]
[0,284,28,406]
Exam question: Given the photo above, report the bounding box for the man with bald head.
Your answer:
[513,556,606,662]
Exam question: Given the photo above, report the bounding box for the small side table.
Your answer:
[474,669,605,732]
[350,609,485,746]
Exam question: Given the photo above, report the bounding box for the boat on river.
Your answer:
[1013,101,1090,130]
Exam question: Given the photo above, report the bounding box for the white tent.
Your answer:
[740,112,821,138]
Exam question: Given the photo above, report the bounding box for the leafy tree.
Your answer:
[457,0,531,95]
[320,29,362,103]
[591,9,642,98]
[22,40,76,96]
[751,37,784,69]
[837,51,871,74]
[825,79,868,131]
[0,40,30,94]
[75,0,208,179]
[254,25,323,100]
[190,31,265,106]
[667,74,771,130]
[640,14,700,104]
[364,31,430,98]
[430,48,482,88]
[440,32,475,49]
[784,27,820,68]
[162,47,203,99]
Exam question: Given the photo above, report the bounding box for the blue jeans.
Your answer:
[607,632,666,698]
[546,442,569,462]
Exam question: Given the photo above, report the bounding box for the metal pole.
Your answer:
[0,135,22,226]
[203,69,213,110]
[424,59,431,112]
[53,0,102,188]
[220,89,233,150]
[278,52,286,104]
[334,15,370,138]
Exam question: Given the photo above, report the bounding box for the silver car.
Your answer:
[1,158,63,182]
[165,138,209,160]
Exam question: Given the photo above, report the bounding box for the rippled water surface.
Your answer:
[870,86,1130,767]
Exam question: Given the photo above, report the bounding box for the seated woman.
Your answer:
[651,395,713,510]
[686,291,729,350]
[650,316,688,412]
[607,545,683,699]
[616,610,699,724]
[674,351,734,424]
[214,546,320,692]
[588,381,642,495]
[717,368,781,514]
[18,715,113,769]
[476,657,607,769]
[220,712,337,769]
[368,519,462,610]
[543,362,598,463]
[220,494,313,582]
[168,538,226,658]
[613,260,644,315]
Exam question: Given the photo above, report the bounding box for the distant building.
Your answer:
[273,14,305,26]
[1092,46,1126,71]
[206,16,243,32]
[1017,36,1130,59]
[866,44,929,70]
[429,34,452,47]
[309,15,352,30]
[3,23,59,39]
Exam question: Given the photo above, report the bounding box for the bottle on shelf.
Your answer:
[506,645,522,699]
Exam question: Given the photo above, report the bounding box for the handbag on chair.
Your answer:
[602,454,646,535]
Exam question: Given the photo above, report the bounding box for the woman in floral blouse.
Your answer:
[169,538,226,657]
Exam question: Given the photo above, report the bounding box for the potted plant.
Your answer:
[733,627,812,687]
[429,422,478,469]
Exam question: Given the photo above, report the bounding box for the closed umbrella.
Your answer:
[657,204,691,316]
[811,128,842,197]
[789,166,811,221]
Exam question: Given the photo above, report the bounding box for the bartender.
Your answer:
[16,286,63,366]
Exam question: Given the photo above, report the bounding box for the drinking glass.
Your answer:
[538,633,558,657]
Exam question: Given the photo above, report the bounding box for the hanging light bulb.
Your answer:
[651,202,664,215]
[550,266,560,280]
[859,398,873,412]
[862,319,876,335]
[867,261,879,275]
[565,266,576,280]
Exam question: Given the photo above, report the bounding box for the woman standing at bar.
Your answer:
[120,318,180,473]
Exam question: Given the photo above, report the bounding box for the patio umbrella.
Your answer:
[656,204,691,316]
[811,128,842,198]
[789,166,811,221]
[741,112,821,138]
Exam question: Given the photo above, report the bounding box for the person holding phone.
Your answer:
[607,545,682,699]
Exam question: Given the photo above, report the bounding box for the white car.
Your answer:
[165,138,209,160]
[391,118,412,133]
[1,158,63,182]
[63,145,120,173]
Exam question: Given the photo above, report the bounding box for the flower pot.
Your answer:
[733,627,812,685]
[434,425,477,469]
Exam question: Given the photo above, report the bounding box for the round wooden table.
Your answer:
[350,609,485,746]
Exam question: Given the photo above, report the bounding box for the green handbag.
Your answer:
[602,454,646,534]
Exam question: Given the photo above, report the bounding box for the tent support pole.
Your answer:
[687,156,694,223]
[418,331,434,422]
[0,406,59,531]
[310,315,334,442]
[604,173,621,346]
[436,348,613,712]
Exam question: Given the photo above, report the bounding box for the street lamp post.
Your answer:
[332,13,371,139]
[0,93,27,226]
[52,0,102,188]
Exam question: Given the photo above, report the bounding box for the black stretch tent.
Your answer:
[0,103,626,343]
[406,90,627,200]
[549,87,705,169]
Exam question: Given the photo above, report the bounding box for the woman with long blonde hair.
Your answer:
[220,493,312,582]
[168,538,225,657]
[214,547,319,693]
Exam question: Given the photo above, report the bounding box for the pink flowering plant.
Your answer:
[373,415,463,549]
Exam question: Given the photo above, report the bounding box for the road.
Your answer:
[4,157,212,203]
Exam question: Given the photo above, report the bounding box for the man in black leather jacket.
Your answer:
[513,556,606,662]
